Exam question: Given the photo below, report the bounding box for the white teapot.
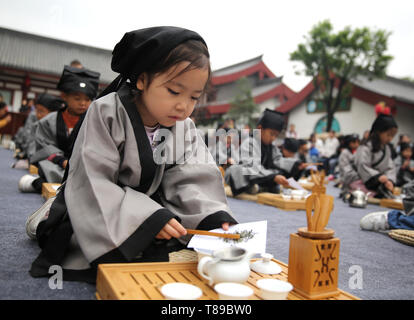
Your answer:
[197,247,255,286]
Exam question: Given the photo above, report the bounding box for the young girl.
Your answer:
[28,27,237,283]
[394,142,414,187]
[355,114,398,197]
[338,134,360,195]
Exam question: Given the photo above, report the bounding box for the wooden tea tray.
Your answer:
[380,198,404,210]
[95,258,359,300]
[257,193,306,211]
[41,183,61,200]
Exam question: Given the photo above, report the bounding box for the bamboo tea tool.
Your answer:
[310,170,326,194]
[288,180,340,299]
[186,229,240,240]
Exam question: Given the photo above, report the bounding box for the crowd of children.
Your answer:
[1,26,412,286]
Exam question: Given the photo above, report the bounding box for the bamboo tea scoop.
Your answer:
[186,229,241,240]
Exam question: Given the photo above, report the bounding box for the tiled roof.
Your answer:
[0,27,117,84]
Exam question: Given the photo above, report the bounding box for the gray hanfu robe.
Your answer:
[29,110,74,183]
[30,84,236,283]
[225,133,300,196]
[338,148,360,191]
[355,141,397,191]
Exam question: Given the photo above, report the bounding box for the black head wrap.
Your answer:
[370,114,398,134]
[283,138,299,153]
[35,93,65,112]
[257,108,285,131]
[99,26,207,98]
[57,66,101,100]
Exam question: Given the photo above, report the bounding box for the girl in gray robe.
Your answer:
[29,27,237,283]
[355,114,398,197]
[338,134,360,194]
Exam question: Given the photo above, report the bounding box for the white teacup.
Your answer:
[256,279,293,300]
[214,282,253,300]
[161,282,202,300]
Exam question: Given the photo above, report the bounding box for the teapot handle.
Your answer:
[197,256,214,284]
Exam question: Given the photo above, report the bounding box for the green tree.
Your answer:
[290,20,393,131]
[228,77,260,128]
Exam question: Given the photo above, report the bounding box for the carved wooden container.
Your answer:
[288,233,340,300]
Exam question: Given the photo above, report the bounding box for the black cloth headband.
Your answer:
[57,66,101,100]
[98,26,207,98]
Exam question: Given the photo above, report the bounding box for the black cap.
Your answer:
[35,93,65,112]
[257,108,285,131]
[57,66,100,99]
[283,138,299,153]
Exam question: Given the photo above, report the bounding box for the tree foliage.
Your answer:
[290,20,393,131]
[228,77,260,128]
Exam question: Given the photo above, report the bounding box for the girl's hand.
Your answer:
[156,218,187,240]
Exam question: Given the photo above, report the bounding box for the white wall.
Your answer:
[287,97,414,141]
[12,90,22,112]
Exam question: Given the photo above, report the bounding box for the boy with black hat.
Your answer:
[18,66,100,192]
[225,109,304,195]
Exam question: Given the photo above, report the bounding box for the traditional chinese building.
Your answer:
[276,75,414,140]
[195,55,295,124]
[0,27,116,112]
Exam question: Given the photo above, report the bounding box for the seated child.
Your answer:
[281,138,299,158]
[27,26,237,283]
[225,109,303,195]
[18,66,100,193]
[394,142,414,187]
[355,113,398,198]
[338,134,360,195]
[13,94,64,161]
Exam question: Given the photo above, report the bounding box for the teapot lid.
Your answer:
[213,247,246,261]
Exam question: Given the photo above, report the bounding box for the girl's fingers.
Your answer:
[167,218,187,236]
[156,229,171,240]
[163,222,183,239]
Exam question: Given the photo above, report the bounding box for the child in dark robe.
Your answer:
[18,67,100,193]
[225,109,304,195]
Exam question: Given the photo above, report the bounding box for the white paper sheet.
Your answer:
[287,177,306,191]
[187,220,267,255]
[52,185,60,191]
